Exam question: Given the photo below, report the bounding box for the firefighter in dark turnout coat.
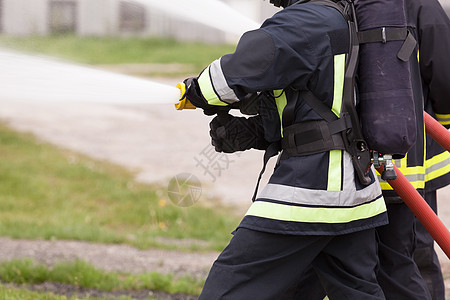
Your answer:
[377,0,450,298]
[283,0,450,299]
[181,0,388,298]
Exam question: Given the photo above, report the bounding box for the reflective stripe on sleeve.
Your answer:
[197,65,228,106]
[425,151,450,182]
[197,59,240,106]
[209,58,240,104]
[435,113,450,125]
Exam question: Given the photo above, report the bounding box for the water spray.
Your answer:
[0,49,180,105]
[130,0,259,37]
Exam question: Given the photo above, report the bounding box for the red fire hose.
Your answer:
[375,112,450,259]
[424,111,450,152]
[376,164,450,259]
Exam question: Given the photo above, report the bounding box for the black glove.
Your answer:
[209,115,269,153]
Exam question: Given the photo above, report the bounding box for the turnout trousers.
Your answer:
[285,200,439,300]
[414,191,445,300]
[376,202,432,300]
[198,227,385,300]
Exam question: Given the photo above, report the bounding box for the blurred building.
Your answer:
[0,0,279,43]
[0,0,447,44]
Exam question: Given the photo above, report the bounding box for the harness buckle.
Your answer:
[381,27,387,43]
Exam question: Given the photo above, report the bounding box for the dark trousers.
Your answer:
[286,196,445,300]
[199,227,384,300]
[376,202,431,300]
[414,191,445,300]
[280,204,431,300]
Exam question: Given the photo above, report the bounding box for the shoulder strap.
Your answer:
[306,0,350,20]
[302,90,338,122]
[252,142,281,201]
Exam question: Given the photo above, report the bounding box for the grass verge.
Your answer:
[0,35,236,75]
[0,259,203,296]
[0,123,240,251]
[0,283,109,300]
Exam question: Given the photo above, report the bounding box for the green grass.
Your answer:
[0,35,236,74]
[0,259,203,296]
[0,123,240,251]
[0,283,112,300]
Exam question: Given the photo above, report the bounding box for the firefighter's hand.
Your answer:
[182,78,218,115]
[209,115,269,153]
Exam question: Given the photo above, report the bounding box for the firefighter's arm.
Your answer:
[176,77,231,116]
[418,0,450,127]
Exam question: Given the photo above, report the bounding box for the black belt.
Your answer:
[281,114,352,157]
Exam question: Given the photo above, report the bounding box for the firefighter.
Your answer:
[376,0,450,298]
[282,0,450,299]
[180,0,388,298]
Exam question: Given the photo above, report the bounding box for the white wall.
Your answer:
[146,7,229,43]
[77,0,118,36]
[2,0,48,35]
[0,0,274,43]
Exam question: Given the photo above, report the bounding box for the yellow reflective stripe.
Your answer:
[379,181,393,190]
[377,155,426,190]
[435,113,450,125]
[397,156,407,169]
[379,180,424,190]
[332,54,345,117]
[426,164,450,182]
[327,150,342,191]
[197,66,228,106]
[398,165,425,175]
[377,160,424,174]
[426,150,450,168]
[435,113,450,118]
[274,90,288,137]
[391,154,424,178]
[325,55,345,190]
[246,197,386,223]
[438,120,450,125]
[425,151,450,182]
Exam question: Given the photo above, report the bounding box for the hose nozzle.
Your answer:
[175,82,196,110]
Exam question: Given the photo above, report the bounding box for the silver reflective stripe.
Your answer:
[426,155,450,175]
[378,173,425,184]
[258,152,382,207]
[197,66,225,106]
[209,58,240,104]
